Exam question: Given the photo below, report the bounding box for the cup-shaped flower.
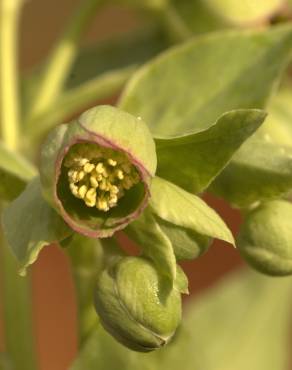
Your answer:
[40,105,157,238]
[94,256,182,352]
[237,200,292,276]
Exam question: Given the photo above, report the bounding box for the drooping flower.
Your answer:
[40,105,157,238]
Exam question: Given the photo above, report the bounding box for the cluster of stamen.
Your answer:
[64,143,140,212]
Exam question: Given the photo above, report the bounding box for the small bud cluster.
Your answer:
[64,143,140,212]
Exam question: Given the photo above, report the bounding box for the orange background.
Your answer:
[0,1,286,370]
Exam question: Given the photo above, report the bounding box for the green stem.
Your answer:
[28,0,104,121]
[27,65,135,141]
[66,236,103,347]
[67,236,123,348]
[0,0,37,368]
[0,228,37,370]
[159,3,192,43]
[0,0,23,150]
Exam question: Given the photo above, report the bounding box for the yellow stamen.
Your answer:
[64,143,141,212]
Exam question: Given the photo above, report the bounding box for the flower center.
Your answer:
[64,143,140,212]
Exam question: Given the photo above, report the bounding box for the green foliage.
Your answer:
[0,141,36,201]
[155,109,266,193]
[150,177,234,246]
[2,178,71,275]
[211,89,292,207]
[119,25,292,136]
[2,1,292,366]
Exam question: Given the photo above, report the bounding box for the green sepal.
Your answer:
[94,256,182,352]
[1,178,72,275]
[175,265,189,294]
[0,140,37,201]
[155,109,266,194]
[79,105,156,177]
[125,207,176,288]
[150,177,235,247]
[237,200,292,276]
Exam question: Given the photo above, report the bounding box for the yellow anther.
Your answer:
[116,169,124,180]
[84,188,96,207]
[108,158,117,166]
[97,199,109,211]
[78,185,88,199]
[110,185,119,194]
[96,162,104,174]
[99,179,109,191]
[85,198,96,207]
[69,183,79,197]
[109,195,118,206]
[69,170,79,182]
[77,171,85,181]
[90,176,99,188]
[65,142,141,212]
[84,163,95,173]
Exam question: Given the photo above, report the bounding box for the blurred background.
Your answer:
[0,1,286,369]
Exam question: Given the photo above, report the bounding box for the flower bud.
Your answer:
[94,256,182,352]
[237,200,292,276]
[40,105,156,238]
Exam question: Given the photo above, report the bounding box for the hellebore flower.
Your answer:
[237,200,292,276]
[40,105,157,238]
[94,256,182,352]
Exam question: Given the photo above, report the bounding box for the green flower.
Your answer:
[39,105,157,238]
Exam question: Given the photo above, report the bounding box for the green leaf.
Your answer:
[71,269,292,370]
[205,0,284,25]
[66,26,169,89]
[2,178,72,275]
[156,109,266,194]
[210,88,292,207]
[119,25,292,137]
[150,177,235,246]
[0,141,37,201]
[125,207,176,287]
[210,138,292,207]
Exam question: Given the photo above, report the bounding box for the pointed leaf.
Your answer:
[2,178,72,275]
[210,138,292,207]
[156,109,266,194]
[150,177,234,245]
